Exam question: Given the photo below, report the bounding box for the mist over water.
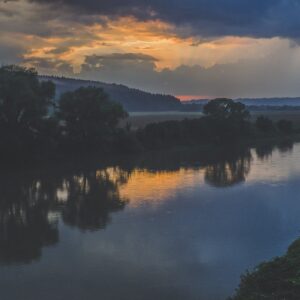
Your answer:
[0,141,300,300]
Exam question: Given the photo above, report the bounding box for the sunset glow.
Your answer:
[177,95,212,101]
[2,0,300,97]
[119,169,204,207]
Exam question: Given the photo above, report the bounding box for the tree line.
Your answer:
[0,65,128,159]
[0,65,295,162]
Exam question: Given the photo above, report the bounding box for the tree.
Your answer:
[203,98,250,121]
[57,87,127,146]
[202,98,250,141]
[277,119,293,134]
[0,65,55,129]
[0,65,56,154]
[255,116,274,132]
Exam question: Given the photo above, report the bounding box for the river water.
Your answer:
[0,141,299,299]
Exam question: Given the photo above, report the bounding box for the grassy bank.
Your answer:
[120,110,300,131]
[230,238,300,300]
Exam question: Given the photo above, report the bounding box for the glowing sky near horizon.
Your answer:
[2,0,300,98]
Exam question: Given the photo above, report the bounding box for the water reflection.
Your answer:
[255,139,294,160]
[61,170,128,231]
[0,168,129,264]
[204,148,252,187]
[0,175,59,264]
[277,139,294,153]
[0,141,295,267]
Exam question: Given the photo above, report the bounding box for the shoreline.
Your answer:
[2,133,298,172]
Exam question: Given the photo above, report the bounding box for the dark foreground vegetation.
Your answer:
[0,65,297,163]
[230,238,300,300]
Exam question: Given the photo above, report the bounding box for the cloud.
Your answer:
[75,46,300,98]
[85,53,158,64]
[23,57,74,75]
[80,53,158,79]
[2,0,300,98]
[29,0,300,39]
[0,44,23,64]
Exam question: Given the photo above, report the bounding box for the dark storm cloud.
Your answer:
[30,0,300,39]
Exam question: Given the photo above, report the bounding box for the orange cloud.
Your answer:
[6,4,287,76]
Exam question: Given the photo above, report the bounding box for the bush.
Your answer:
[256,116,274,132]
[277,119,293,134]
[231,238,300,300]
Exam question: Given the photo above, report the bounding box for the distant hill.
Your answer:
[236,98,300,107]
[40,76,183,112]
[40,76,300,112]
[186,98,300,107]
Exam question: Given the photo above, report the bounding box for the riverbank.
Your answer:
[3,132,299,175]
[120,110,300,130]
[231,238,300,299]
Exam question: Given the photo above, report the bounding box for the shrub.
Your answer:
[277,119,293,134]
[256,116,274,132]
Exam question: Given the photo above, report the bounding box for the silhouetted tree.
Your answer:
[256,116,274,132]
[201,98,251,142]
[0,65,56,155]
[57,87,127,147]
[277,119,293,134]
[203,98,250,121]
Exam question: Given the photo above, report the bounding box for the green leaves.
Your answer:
[232,238,300,299]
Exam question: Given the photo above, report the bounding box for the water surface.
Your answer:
[1,141,300,300]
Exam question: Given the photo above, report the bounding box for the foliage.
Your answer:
[137,99,252,149]
[0,65,55,127]
[0,66,297,161]
[277,119,293,134]
[231,238,300,300]
[0,65,56,154]
[255,116,274,132]
[57,86,127,147]
[203,98,250,121]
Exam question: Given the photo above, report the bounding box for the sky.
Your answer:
[2,0,300,99]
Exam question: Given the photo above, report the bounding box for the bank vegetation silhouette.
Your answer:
[0,65,296,163]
